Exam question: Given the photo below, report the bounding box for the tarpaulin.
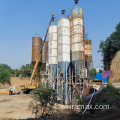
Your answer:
[96,73,107,83]
[102,70,113,79]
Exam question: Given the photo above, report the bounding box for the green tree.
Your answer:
[0,64,11,70]
[29,86,57,118]
[0,63,31,84]
[20,64,31,78]
[98,22,120,70]
[15,69,20,77]
[0,65,10,84]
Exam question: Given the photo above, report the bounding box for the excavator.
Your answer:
[19,14,55,93]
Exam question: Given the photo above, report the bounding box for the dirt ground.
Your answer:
[0,77,30,89]
[1,93,120,120]
[0,93,34,120]
[0,77,33,120]
[112,82,120,89]
[10,77,30,87]
[0,78,120,120]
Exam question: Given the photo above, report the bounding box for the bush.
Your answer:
[75,95,85,113]
[29,86,57,118]
[0,66,10,84]
[96,84,120,104]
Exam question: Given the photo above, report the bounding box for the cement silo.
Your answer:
[70,0,85,73]
[85,40,92,68]
[42,41,48,71]
[48,25,57,75]
[58,11,70,75]
[32,33,42,64]
[42,41,48,63]
[85,40,92,61]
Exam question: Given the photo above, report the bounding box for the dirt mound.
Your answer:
[10,77,29,87]
[110,51,120,82]
[0,83,10,89]
[0,77,30,89]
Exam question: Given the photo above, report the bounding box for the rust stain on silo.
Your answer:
[72,51,85,61]
[85,40,92,61]
[85,55,92,61]
[32,36,42,63]
[85,40,92,55]
[70,6,85,62]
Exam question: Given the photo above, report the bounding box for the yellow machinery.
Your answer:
[0,91,9,95]
[19,55,41,92]
[0,86,20,95]
[19,14,55,93]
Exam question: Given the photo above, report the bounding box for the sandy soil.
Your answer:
[0,78,120,120]
[112,82,120,89]
[0,94,34,120]
[0,77,33,120]
[0,77,30,89]
[10,77,30,87]
[0,83,10,89]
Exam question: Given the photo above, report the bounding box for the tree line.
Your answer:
[98,22,120,70]
[0,64,31,84]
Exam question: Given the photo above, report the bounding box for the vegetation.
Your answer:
[96,84,120,103]
[91,84,120,114]
[0,63,31,84]
[29,86,57,118]
[18,64,31,78]
[98,22,120,70]
[76,95,85,113]
[0,64,10,84]
[88,68,102,77]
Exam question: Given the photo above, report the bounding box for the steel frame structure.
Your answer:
[48,60,85,105]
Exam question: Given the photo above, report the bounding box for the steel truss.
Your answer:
[49,60,85,105]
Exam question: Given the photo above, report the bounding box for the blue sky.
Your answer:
[0,0,120,69]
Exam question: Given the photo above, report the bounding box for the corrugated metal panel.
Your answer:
[32,36,42,62]
[48,25,57,64]
[58,18,70,63]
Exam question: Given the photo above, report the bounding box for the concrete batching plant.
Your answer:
[31,0,93,105]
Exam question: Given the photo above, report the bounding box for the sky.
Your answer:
[0,0,120,69]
